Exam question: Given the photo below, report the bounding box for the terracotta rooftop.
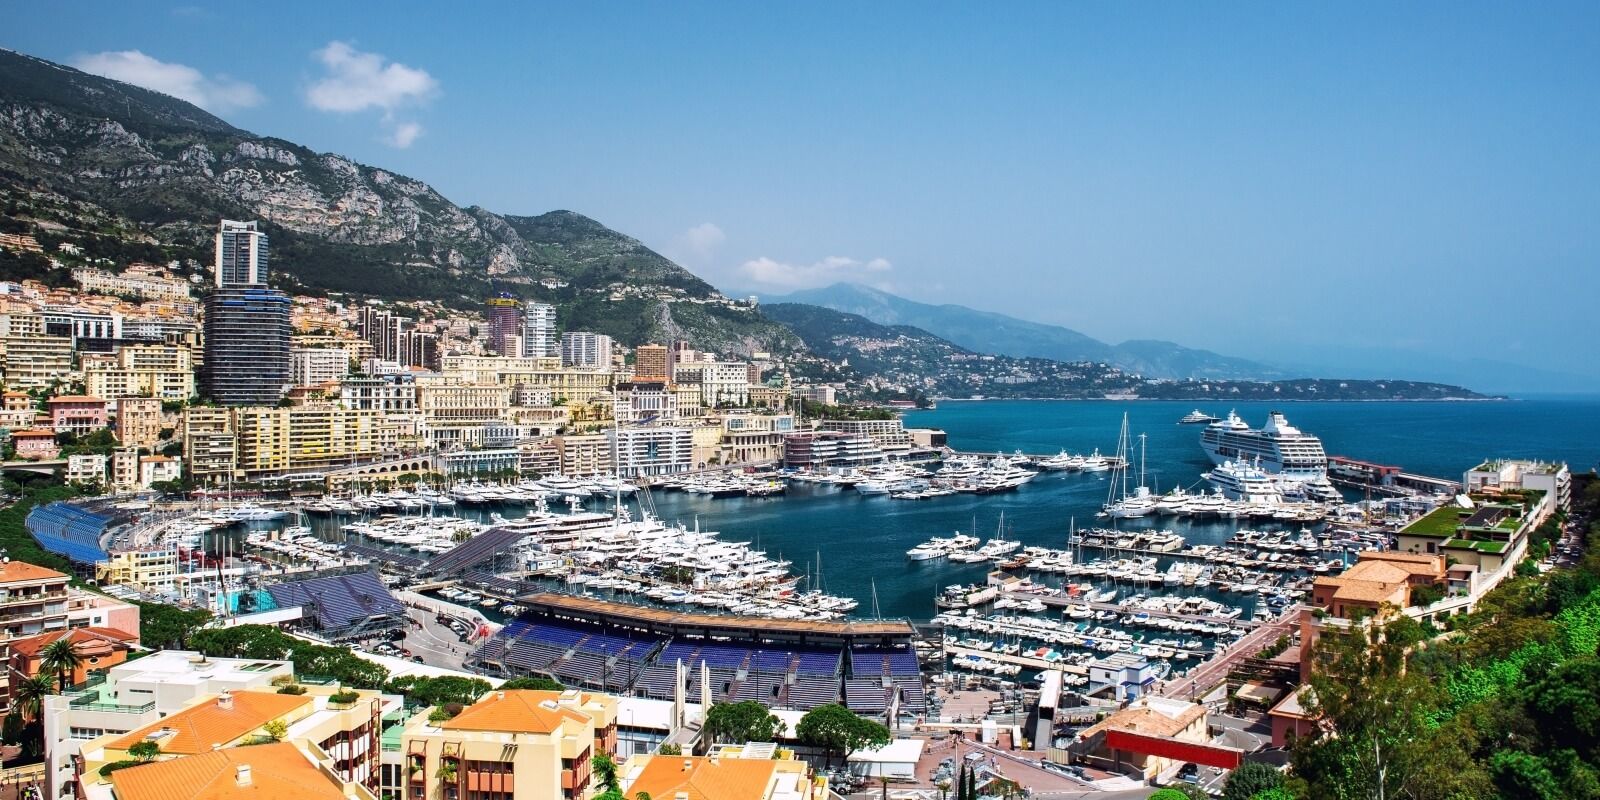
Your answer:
[0,559,67,583]
[8,626,136,658]
[112,691,312,755]
[109,741,348,800]
[440,690,594,735]
[626,755,781,800]
[46,395,105,404]
[10,428,58,438]
[1082,700,1206,740]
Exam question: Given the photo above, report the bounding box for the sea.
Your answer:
[295,397,1600,622]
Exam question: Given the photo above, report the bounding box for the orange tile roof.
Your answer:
[440,690,593,734]
[8,626,136,658]
[112,691,312,755]
[0,559,67,583]
[627,755,779,800]
[46,395,105,403]
[109,741,347,800]
[1082,702,1206,740]
[9,429,58,438]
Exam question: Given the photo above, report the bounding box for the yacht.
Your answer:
[1079,450,1111,472]
[1204,459,1286,503]
[1180,409,1221,425]
[1200,411,1340,501]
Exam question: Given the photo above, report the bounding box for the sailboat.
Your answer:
[1104,416,1158,518]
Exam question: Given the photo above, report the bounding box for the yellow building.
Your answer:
[83,344,196,400]
[182,407,237,481]
[183,406,383,480]
[114,397,165,448]
[439,355,617,405]
[619,746,828,800]
[96,547,178,593]
[401,689,618,800]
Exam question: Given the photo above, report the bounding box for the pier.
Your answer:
[1003,591,1266,629]
[1158,605,1301,700]
[944,643,1090,676]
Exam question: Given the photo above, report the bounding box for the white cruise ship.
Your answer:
[1199,411,1341,501]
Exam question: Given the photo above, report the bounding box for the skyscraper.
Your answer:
[485,293,521,355]
[521,302,558,358]
[203,218,290,405]
[203,288,291,405]
[560,331,613,368]
[214,219,268,287]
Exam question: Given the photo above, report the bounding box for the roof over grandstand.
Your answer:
[519,592,916,644]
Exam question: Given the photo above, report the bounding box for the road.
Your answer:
[1161,605,1300,700]
[398,605,470,669]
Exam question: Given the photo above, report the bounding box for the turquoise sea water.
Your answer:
[634,398,1600,620]
[289,398,1599,622]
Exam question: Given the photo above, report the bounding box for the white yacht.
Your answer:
[1204,459,1285,503]
[1200,411,1340,501]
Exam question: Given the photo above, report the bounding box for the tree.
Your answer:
[1150,789,1207,800]
[499,676,565,691]
[795,704,890,768]
[384,675,492,707]
[135,602,212,649]
[10,674,54,720]
[39,637,83,693]
[263,720,288,741]
[593,752,621,795]
[1222,762,1284,800]
[703,701,784,744]
[127,740,161,762]
[657,743,681,756]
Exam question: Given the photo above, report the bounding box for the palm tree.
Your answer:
[39,638,83,693]
[11,674,55,720]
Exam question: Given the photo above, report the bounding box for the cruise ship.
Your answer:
[1200,411,1342,502]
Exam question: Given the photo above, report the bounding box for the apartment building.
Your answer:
[612,426,695,477]
[556,434,614,476]
[720,413,796,464]
[113,397,164,447]
[181,407,237,482]
[561,331,613,368]
[83,344,196,400]
[674,360,752,408]
[47,395,108,436]
[96,547,178,593]
[233,406,384,476]
[439,355,616,405]
[71,264,193,302]
[0,324,73,389]
[66,453,107,485]
[340,374,420,414]
[819,417,914,451]
[632,344,669,381]
[619,746,828,800]
[0,559,70,714]
[290,346,351,387]
[1464,459,1572,511]
[613,381,678,425]
[401,689,618,800]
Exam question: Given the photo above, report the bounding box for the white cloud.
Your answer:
[71,50,262,112]
[305,41,437,113]
[385,121,424,149]
[679,223,726,258]
[738,255,892,289]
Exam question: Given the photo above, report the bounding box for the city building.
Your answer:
[290,346,351,387]
[633,344,669,382]
[1,326,73,389]
[11,428,61,460]
[561,331,613,368]
[613,381,678,425]
[104,741,378,800]
[1069,696,1222,783]
[0,559,70,714]
[339,374,420,414]
[139,455,181,488]
[181,407,237,482]
[674,360,752,408]
[796,385,837,405]
[8,626,138,696]
[232,406,384,477]
[215,219,268,287]
[47,395,108,435]
[356,306,407,362]
[203,287,291,405]
[720,412,796,464]
[96,546,178,593]
[401,688,618,800]
[612,426,695,477]
[399,329,440,370]
[71,264,192,302]
[522,301,558,358]
[113,397,164,448]
[556,433,614,476]
[486,293,522,355]
[66,453,107,485]
[781,431,884,469]
[819,417,913,452]
[1464,459,1571,511]
[1310,551,1446,619]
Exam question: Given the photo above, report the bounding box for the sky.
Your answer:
[6,2,1600,388]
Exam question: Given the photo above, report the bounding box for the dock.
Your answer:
[1159,604,1302,700]
[1010,591,1266,630]
[944,643,1090,676]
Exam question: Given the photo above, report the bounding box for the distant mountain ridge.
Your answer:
[0,48,796,355]
[762,302,1488,401]
[772,283,1291,381]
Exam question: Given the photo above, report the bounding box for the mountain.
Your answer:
[0,48,796,356]
[773,283,1290,381]
[763,303,1488,401]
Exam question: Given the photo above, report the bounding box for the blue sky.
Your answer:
[6,2,1599,389]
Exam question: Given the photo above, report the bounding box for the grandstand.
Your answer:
[466,596,928,715]
[263,570,405,640]
[25,502,117,565]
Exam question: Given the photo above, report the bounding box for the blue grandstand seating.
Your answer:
[263,571,404,633]
[25,503,113,564]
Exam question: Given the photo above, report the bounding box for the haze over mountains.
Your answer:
[769,283,1593,393]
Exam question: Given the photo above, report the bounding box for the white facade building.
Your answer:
[611,426,694,477]
[290,347,351,387]
[520,302,558,358]
[560,331,614,368]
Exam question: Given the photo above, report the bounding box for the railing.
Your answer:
[67,698,155,714]
[0,590,70,606]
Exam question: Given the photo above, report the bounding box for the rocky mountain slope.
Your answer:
[0,48,795,355]
[774,282,1289,381]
